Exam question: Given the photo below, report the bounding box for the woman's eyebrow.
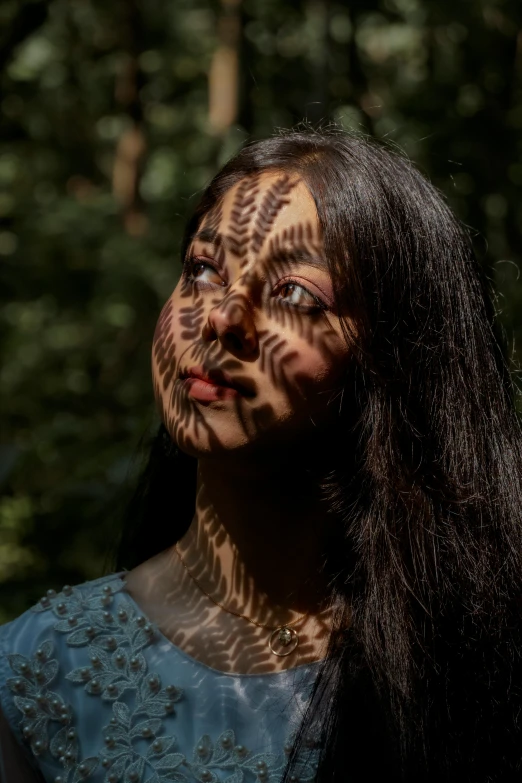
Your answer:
[191,230,327,272]
[269,246,327,272]
[191,228,229,249]
[192,228,217,243]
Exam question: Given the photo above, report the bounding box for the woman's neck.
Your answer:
[124,449,338,673]
[176,453,333,622]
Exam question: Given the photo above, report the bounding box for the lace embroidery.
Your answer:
[6,578,319,782]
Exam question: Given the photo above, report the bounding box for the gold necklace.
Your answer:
[174,544,308,657]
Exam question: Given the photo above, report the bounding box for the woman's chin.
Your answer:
[170,416,327,465]
[171,427,255,460]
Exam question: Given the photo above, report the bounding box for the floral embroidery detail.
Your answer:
[5,577,318,782]
[6,639,98,783]
[96,721,310,783]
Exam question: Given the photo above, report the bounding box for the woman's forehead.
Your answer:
[196,172,321,259]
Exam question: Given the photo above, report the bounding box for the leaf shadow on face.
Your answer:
[144,176,351,675]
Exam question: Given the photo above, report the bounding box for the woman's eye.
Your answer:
[185,259,225,287]
[276,282,325,311]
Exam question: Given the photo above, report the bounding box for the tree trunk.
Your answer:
[112,0,147,236]
[208,0,242,135]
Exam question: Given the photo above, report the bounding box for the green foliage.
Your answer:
[1,0,521,621]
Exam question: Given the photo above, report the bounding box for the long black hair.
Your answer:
[117,129,522,782]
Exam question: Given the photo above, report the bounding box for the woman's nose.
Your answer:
[203,293,258,357]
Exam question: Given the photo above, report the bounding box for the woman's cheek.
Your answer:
[297,327,347,382]
[151,300,178,390]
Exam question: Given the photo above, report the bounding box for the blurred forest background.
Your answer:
[1,0,522,621]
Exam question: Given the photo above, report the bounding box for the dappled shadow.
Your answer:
[124,539,335,676]
[129,173,347,674]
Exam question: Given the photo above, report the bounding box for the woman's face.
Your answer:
[152,171,350,459]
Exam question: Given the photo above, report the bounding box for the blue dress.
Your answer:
[0,573,320,783]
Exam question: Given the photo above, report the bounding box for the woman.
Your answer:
[1,129,522,783]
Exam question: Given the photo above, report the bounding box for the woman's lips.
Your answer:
[184,377,241,402]
[182,366,254,402]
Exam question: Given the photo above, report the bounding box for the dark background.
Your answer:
[1,0,521,622]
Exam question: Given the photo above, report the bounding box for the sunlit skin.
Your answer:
[155,173,349,456]
[126,173,351,673]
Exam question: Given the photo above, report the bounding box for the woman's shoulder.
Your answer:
[0,572,126,659]
[0,573,127,755]
[0,571,186,782]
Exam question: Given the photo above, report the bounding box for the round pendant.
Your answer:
[268,626,299,657]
